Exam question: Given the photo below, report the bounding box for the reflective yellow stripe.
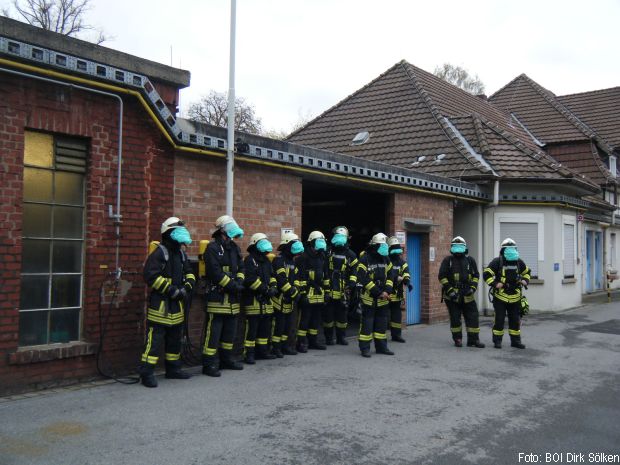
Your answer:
[508,329,521,336]
[244,340,256,347]
[141,354,158,364]
[250,279,262,290]
[493,329,504,336]
[336,322,347,329]
[451,326,462,333]
[323,321,335,328]
[358,263,367,271]
[373,332,387,339]
[152,276,165,290]
[440,278,449,285]
[219,275,231,287]
[272,336,281,343]
[359,334,373,342]
[308,329,318,335]
[390,322,402,329]
[237,272,245,280]
[257,338,269,345]
[202,313,214,355]
[281,282,292,292]
[365,282,375,291]
[220,342,234,350]
[466,327,480,333]
[165,353,180,361]
[297,329,307,337]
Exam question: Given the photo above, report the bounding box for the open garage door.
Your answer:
[302,181,390,253]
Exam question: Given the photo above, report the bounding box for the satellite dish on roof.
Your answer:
[351,131,370,145]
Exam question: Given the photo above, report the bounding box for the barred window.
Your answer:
[19,131,86,346]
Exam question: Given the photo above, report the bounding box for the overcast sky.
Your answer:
[5,0,620,133]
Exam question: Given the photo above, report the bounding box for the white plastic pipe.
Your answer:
[226,0,236,215]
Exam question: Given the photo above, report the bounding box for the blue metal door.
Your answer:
[586,231,593,292]
[406,233,422,324]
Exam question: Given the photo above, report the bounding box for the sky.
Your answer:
[3,0,620,133]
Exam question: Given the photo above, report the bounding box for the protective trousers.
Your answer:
[358,304,388,352]
[140,321,183,370]
[273,310,295,351]
[244,314,273,357]
[297,301,323,349]
[388,300,404,339]
[202,313,238,367]
[492,299,521,344]
[445,300,481,343]
[322,299,348,343]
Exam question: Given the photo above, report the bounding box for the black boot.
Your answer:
[244,349,256,365]
[336,329,349,345]
[493,335,502,349]
[256,346,277,360]
[296,336,308,353]
[165,361,191,379]
[511,338,526,349]
[139,364,158,388]
[282,344,297,355]
[220,358,244,370]
[308,335,326,350]
[202,360,221,377]
[454,338,463,348]
[361,348,371,358]
[375,340,394,355]
[467,337,485,348]
[391,332,406,343]
[324,328,335,346]
[272,343,284,358]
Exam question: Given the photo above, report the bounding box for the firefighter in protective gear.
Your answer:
[295,230,330,352]
[139,217,196,388]
[324,226,358,345]
[438,236,484,348]
[483,238,530,349]
[355,233,395,357]
[242,233,278,364]
[272,232,303,356]
[201,215,245,377]
[387,236,411,343]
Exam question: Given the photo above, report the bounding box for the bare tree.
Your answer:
[2,0,107,44]
[187,90,262,135]
[264,109,315,140]
[433,63,486,95]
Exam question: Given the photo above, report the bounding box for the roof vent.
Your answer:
[436,154,446,162]
[417,155,426,162]
[351,131,370,145]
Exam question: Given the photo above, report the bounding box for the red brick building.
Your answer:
[0,18,485,394]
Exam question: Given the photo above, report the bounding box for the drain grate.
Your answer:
[573,319,620,335]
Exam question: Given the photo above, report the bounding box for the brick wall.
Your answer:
[0,73,175,395]
[388,191,453,324]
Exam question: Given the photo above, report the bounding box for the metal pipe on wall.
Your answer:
[0,66,124,277]
[226,0,237,216]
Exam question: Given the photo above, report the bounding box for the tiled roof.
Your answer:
[489,74,587,144]
[288,61,598,192]
[559,87,620,152]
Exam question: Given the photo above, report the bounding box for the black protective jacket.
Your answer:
[203,235,245,314]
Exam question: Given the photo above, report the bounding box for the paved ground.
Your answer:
[1,302,619,465]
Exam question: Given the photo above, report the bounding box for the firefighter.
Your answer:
[483,238,530,349]
[138,217,196,388]
[242,233,278,364]
[272,232,304,357]
[355,233,395,357]
[438,236,484,348]
[324,226,358,345]
[387,236,412,343]
[295,231,330,353]
[201,215,245,377]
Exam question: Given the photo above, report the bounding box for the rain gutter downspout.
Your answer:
[492,180,500,206]
[0,66,124,278]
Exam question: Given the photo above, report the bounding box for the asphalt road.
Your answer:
[1,302,619,465]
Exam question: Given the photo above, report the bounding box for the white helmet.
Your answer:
[161,216,184,234]
[307,231,325,242]
[215,215,235,229]
[332,226,349,238]
[451,236,467,246]
[501,237,517,248]
[370,233,388,245]
[387,236,401,247]
[250,232,268,246]
[280,232,299,245]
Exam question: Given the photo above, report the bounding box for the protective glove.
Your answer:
[184,281,193,293]
[267,286,279,298]
[178,287,188,301]
[462,287,474,297]
[404,280,413,292]
[167,285,181,300]
[446,288,458,301]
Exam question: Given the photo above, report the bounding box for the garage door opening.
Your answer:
[302,181,390,253]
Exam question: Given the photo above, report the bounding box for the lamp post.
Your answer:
[226,0,236,215]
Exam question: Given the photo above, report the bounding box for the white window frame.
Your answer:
[609,155,617,178]
[494,212,544,277]
[562,214,577,278]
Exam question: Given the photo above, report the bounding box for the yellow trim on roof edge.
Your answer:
[1,57,486,203]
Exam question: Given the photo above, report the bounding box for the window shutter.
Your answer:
[55,138,87,173]
[563,224,575,278]
[500,222,539,277]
